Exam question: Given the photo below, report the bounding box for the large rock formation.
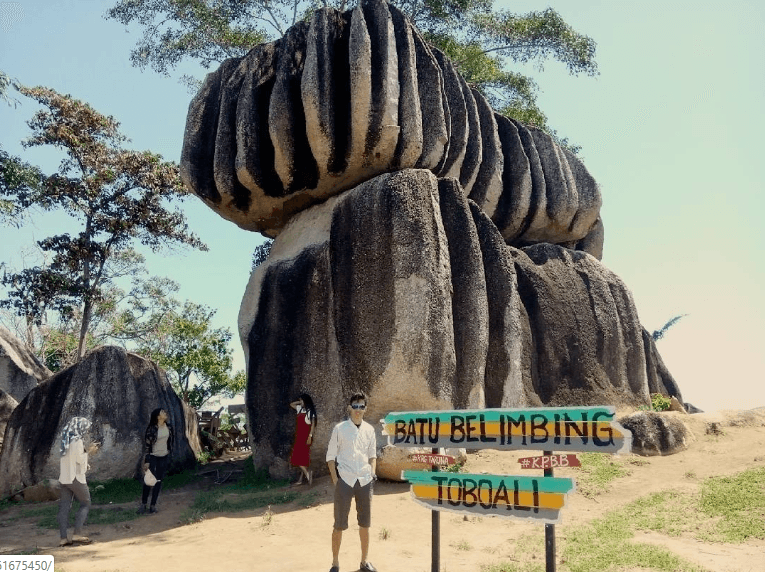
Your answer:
[0,325,51,402]
[239,169,679,477]
[0,346,198,496]
[178,0,683,478]
[181,0,602,258]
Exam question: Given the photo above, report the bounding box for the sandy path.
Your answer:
[2,409,764,572]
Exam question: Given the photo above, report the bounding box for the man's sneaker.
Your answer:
[329,567,339,572]
[149,506,158,514]
[360,562,377,572]
[137,504,146,515]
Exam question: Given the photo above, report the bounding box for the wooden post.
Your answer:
[544,449,556,572]
[432,448,440,572]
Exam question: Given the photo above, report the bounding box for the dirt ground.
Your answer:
[1,408,764,572]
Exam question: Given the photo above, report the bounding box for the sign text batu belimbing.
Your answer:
[382,406,631,454]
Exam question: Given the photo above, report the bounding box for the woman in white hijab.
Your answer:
[57,417,97,546]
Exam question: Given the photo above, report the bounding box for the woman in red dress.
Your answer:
[289,393,317,485]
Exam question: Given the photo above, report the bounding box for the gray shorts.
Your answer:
[333,479,373,530]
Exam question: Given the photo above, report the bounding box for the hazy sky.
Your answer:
[1,1,763,412]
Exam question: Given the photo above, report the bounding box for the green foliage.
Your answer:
[0,70,21,108]
[650,393,672,412]
[444,461,465,473]
[574,452,631,498]
[251,238,273,271]
[0,148,40,227]
[0,86,207,361]
[105,0,598,146]
[652,314,688,341]
[134,301,246,408]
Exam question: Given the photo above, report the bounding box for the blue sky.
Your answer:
[1,1,763,412]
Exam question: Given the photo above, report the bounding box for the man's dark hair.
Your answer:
[348,391,368,406]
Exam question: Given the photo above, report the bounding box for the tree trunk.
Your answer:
[77,297,92,360]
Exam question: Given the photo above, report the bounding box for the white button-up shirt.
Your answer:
[326,419,377,487]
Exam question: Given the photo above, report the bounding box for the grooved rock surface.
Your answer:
[239,169,676,478]
[0,346,199,496]
[0,388,17,450]
[0,325,51,403]
[181,0,602,257]
[618,411,695,456]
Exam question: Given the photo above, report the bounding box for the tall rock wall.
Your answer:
[240,170,677,478]
[0,346,198,496]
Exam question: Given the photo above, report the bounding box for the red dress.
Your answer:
[290,409,312,467]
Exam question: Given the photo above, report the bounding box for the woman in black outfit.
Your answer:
[138,407,174,514]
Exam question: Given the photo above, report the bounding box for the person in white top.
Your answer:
[57,416,98,546]
[326,391,378,572]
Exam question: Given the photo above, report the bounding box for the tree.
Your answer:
[0,70,20,108]
[0,86,207,360]
[652,314,688,342]
[135,301,246,408]
[105,0,597,144]
[251,239,273,271]
[0,70,26,225]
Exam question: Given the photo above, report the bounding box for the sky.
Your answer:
[1,1,763,412]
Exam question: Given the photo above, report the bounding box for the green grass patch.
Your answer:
[178,460,297,524]
[481,563,543,572]
[562,511,709,572]
[697,467,765,542]
[189,487,298,515]
[36,505,139,529]
[557,468,765,571]
[574,452,631,498]
[295,490,322,508]
[89,469,197,505]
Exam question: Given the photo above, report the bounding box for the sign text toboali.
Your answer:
[402,471,576,524]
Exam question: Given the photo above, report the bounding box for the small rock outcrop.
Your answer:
[181,0,602,257]
[0,325,51,402]
[0,346,198,496]
[240,169,678,477]
[618,411,694,456]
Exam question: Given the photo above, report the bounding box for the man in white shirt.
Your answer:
[326,391,378,572]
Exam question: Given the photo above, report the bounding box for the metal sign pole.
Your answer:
[431,448,440,572]
[544,449,556,572]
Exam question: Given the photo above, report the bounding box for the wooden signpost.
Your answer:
[382,406,632,572]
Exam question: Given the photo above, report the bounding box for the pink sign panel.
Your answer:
[517,454,580,470]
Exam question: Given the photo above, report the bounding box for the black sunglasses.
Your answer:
[350,404,366,410]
